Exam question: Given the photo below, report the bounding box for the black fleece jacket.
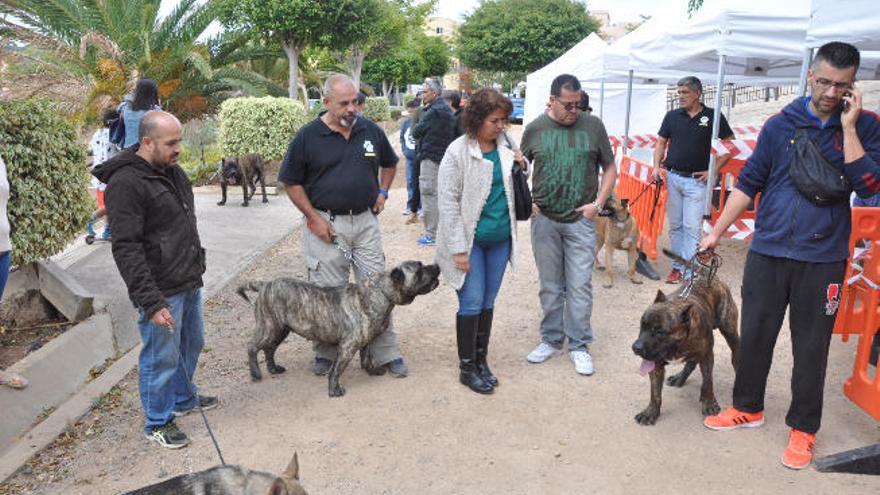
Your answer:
[92,149,205,318]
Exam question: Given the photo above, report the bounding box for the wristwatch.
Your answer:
[378,188,389,199]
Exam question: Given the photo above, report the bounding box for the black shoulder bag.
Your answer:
[789,128,851,206]
[503,133,533,221]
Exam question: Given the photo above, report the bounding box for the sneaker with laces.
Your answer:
[781,429,816,470]
[145,421,190,449]
[386,358,408,378]
[312,357,333,376]
[173,395,220,417]
[527,342,562,363]
[703,406,765,431]
[402,208,412,216]
[416,235,436,246]
[570,350,594,375]
[666,269,682,284]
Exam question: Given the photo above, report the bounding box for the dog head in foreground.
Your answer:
[123,452,307,495]
[387,260,441,305]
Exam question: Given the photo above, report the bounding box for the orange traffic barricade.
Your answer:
[616,156,667,260]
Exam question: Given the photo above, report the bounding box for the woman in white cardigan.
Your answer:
[0,155,26,390]
[436,89,524,394]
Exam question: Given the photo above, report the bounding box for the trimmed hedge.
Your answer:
[0,99,91,266]
[218,97,309,161]
[363,97,391,122]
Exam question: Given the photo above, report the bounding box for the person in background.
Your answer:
[119,79,161,150]
[442,89,464,138]
[578,90,593,115]
[87,108,120,241]
[356,91,367,117]
[400,98,421,217]
[0,154,26,390]
[412,78,457,246]
[436,88,522,394]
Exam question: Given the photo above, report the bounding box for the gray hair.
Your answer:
[323,73,357,99]
[676,76,703,94]
[423,78,442,94]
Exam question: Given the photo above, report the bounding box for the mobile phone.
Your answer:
[842,91,852,112]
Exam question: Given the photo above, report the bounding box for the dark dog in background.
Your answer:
[123,452,307,495]
[631,249,740,425]
[218,153,269,207]
[238,261,441,398]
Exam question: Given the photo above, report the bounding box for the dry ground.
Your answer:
[2,185,878,494]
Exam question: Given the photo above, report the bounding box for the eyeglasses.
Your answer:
[553,98,580,111]
[813,77,852,92]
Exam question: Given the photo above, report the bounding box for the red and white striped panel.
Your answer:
[733,124,762,136]
[622,157,655,183]
[711,139,756,160]
[611,123,763,151]
[703,218,755,241]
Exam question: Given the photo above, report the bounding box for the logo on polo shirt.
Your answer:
[363,139,375,157]
[699,116,710,127]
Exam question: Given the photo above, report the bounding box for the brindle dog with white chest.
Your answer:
[238,261,440,397]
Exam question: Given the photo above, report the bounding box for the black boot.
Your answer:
[457,314,493,394]
[476,309,499,387]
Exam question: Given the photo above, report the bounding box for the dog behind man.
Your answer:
[122,452,307,495]
[595,195,642,288]
[631,249,739,425]
[238,261,440,397]
[218,153,269,207]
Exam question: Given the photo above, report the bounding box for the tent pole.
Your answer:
[797,47,813,97]
[705,55,727,217]
[599,79,606,119]
[623,70,633,157]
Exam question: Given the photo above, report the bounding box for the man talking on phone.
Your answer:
[700,42,880,470]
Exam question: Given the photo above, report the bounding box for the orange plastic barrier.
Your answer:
[616,156,667,260]
[831,207,880,421]
[706,157,760,224]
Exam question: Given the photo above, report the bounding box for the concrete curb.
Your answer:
[0,217,300,484]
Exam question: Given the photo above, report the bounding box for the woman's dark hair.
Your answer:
[461,88,513,138]
[101,108,119,128]
[131,78,159,111]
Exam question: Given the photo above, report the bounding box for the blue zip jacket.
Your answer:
[736,96,880,262]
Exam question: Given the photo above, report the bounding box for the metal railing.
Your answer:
[667,85,800,111]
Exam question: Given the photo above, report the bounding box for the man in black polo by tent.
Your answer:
[278,73,408,378]
[652,76,733,283]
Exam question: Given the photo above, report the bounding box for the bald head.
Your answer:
[139,110,181,142]
[136,110,182,169]
[322,73,357,100]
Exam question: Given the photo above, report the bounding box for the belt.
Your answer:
[666,168,704,178]
[315,206,369,217]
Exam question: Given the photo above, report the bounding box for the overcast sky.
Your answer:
[159,0,662,27]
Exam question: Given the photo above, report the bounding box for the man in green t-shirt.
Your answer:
[520,74,616,376]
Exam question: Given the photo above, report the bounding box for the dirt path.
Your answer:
[1,182,878,494]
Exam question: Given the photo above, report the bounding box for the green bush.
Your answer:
[390,109,402,120]
[403,93,417,106]
[309,102,325,119]
[218,97,309,161]
[363,97,391,122]
[0,99,91,266]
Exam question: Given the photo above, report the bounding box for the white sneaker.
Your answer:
[402,208,412,216]
[527,342,562,363]
[570,350,594,375]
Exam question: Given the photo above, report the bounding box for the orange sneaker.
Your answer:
[781,429,816,470]
[703,406,765,431]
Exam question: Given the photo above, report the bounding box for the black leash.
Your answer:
[174,336,226,466]
[680,250,723,298]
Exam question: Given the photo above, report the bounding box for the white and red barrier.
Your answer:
[612,123,763,152]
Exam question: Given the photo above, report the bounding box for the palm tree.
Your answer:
[0,0,282,120]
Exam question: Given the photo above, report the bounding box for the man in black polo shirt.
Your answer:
[652,76,734,283]
[278,73,408,378]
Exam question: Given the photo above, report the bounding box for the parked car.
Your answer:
[510,97,524,124]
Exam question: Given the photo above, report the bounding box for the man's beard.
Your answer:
[339,113,358,128]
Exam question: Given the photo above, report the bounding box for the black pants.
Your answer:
[408,158,421,214]
[732,251,846,434]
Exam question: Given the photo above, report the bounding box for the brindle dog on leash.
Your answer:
[631,249,740,425]
[238,261,440,397]
[218,154,269,207]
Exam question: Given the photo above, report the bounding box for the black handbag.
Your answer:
[789,128,851,206]
[502,132,532,220]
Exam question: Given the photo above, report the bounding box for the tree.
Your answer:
[217,0,382,100]
[0,0,278,120]
[415,33,451,78]
[362,46,425,96]
[456,0,599,74]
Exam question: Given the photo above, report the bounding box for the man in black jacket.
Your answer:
[413,78,457,245]
[93,110,216,450]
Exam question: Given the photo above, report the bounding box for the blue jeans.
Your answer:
[405,157,420,212]
[666,172,706,276]
[137,288,204,432]
[0,251,10,300]
[531,214,596,351]
[457,238,511,316]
